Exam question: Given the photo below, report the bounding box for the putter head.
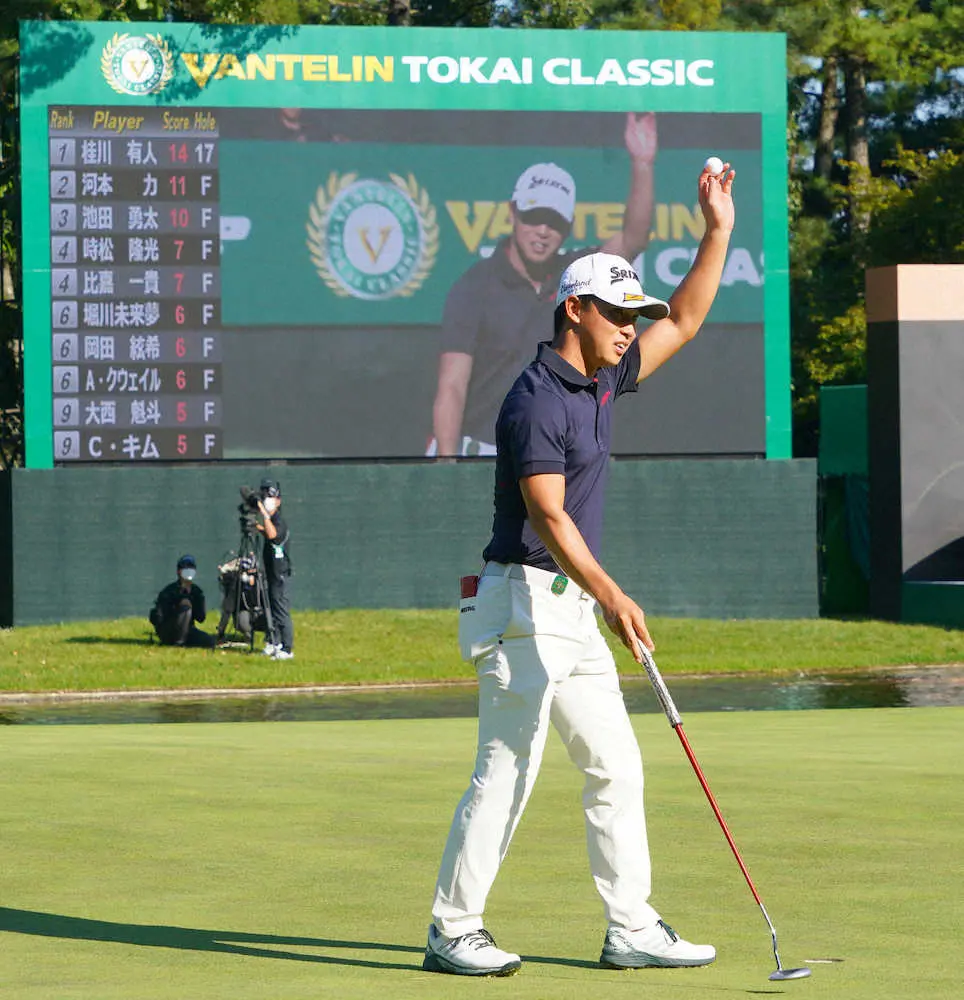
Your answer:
[769,966,812,981]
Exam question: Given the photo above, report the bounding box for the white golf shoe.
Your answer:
[422,924,521,976]
[261,643,277,657]
[600,920,716,969]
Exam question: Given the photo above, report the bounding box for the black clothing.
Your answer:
[263,511,291,582]
[441,240,591,443]
[483,340,641,572]
[150,581,215,648]
[267,573,293,653]
[263,509,293,652]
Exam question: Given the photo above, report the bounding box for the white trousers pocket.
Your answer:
[458,577,511,662]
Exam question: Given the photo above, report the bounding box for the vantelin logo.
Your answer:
[306,172,439,301]
[101,33,175,96]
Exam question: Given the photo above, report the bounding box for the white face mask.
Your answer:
[264,497,280,514]
[180,568,196,582]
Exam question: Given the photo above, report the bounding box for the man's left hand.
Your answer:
[624,112,657,164]
[698,162,736,235]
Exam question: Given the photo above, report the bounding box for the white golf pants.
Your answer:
[432,562,660,938]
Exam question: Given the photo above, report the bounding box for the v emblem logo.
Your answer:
[129,56,149,80]
[359,226,393,264]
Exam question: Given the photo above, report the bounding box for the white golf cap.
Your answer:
[511,162,576,224]
[556,252,671,319]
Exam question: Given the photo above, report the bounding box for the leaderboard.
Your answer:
[47,106,222,462]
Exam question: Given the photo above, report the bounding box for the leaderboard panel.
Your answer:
[47,106,222,462]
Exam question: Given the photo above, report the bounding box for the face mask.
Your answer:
[180,569,196,582]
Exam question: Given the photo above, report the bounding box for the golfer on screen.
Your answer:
[428,112,658,458]
[423,161,736,977]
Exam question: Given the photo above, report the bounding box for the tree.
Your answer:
[720,1,964,452]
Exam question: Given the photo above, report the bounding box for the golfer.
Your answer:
[423,162,736,977]
[428,112,658,458]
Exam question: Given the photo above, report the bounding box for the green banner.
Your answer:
[20,22,785,112]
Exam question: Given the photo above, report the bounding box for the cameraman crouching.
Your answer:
[150,554,216,648]
[256,478,294,660]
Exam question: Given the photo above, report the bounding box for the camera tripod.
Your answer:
[217,516,275,652]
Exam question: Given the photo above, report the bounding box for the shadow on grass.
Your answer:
[0,907,420,970]
[64,636,156,647]
[0,908,604,973]
[63,636,255,653]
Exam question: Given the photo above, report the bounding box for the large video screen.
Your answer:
[20,23,790,465]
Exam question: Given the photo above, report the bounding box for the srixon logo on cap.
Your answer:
[610,265,639,283]
[527,174,573,194]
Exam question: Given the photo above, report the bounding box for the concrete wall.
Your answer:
[867,264,964,623]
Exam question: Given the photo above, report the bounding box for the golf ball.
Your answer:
[704,156,724,175]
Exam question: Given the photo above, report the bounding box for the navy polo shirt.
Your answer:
[482,340,641,571]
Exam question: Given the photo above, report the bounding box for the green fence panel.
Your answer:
[8,459,816,626]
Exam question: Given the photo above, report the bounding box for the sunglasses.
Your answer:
[516,208,570,233]
[587,296,640,328]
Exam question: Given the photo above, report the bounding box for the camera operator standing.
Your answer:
[256,478,293,660]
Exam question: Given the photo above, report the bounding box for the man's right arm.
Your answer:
[432,269,485,457]
[258,502,278,541]
[520,473,653,662]
[432,351,473,457]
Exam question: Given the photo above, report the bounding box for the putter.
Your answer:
[637,642,811,982]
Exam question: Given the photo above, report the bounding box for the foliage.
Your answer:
[863,148,964,265]
[495,1,588,29]
[791,145,964,449]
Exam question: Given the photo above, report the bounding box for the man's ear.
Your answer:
[564,295,584,325]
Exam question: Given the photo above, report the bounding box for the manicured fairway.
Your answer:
[1,707,961,999]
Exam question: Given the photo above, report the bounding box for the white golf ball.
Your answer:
[704,156,724,175]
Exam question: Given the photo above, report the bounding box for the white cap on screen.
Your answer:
[511,162,577,224]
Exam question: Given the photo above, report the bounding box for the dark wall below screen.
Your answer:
[3,458,816,626]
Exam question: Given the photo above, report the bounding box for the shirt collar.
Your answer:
[495,240,566,299]
[536,342,594,388]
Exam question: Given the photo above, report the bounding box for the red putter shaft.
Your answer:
[672,722,764,907]
[636,641,811,982]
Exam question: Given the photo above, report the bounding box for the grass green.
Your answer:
[1,707,962,999]
[3,609,964,693]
